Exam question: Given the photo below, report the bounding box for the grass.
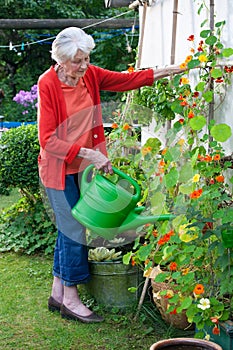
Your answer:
[0,252,171,350]
[0,188,21,210]
[0,191,194,349]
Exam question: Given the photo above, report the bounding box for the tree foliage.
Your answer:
[0,0,138,120]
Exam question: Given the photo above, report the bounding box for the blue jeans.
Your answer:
[46,173,90,286]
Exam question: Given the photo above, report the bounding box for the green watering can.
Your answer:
[72,164,175,240]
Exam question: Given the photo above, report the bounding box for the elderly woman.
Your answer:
[37,27,183,323]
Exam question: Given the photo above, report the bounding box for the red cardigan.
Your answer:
[38,65,154,190]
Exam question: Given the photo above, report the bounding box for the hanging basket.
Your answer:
[151,280,193,330]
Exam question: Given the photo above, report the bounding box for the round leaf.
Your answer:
[210,124,232,142]
[189,115,206,130]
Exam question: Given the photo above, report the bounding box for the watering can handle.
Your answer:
[81,164,141,202]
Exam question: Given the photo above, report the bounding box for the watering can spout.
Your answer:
[117,207,176,234]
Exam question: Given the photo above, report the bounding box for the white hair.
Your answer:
[51,27,95,64]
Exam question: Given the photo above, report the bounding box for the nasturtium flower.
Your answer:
[123,123,130,130]
[189,189,203,199]
[169,262,177,271]
[141,147,152,156]
[177,138,185,146]
[180,62,187,69]
[213,154,221,161]
[197,298,210,310]
[198,54,208,63]
[180,77,190,85]
[212,326,220,335]
[127,66,134,73]
[111,122,118,129]
[215,175,224,182]
[188,110,195,119]
[187,34,194,41]
[194,284,205,295]
[185,55,193,63]
[192,174,200,183]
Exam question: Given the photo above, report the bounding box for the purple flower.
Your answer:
[13,84,38,115]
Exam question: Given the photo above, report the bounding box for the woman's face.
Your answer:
[62,49,90,79]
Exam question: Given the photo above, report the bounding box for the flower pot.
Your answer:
[205,320,233,350]
[151,280,193,330]
[84,260,143,309]
[150,338,223,350]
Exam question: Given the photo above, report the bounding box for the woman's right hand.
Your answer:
[78,148,113,174]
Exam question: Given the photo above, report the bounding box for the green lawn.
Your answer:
[0,191,193,349]
[0,252,175,350]
[0,188,21,210]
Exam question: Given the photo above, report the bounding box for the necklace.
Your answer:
[56,66,79,87]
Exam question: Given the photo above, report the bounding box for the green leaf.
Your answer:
[211,68,223,78]
[179,162,194,182]
[210,123,232,142]
[138,243,154,261]
[203,90,213,103]
[188,59,200,69]
[150,192,166,215]
[123,252,132,265]
[189,115,206,130]
[171,99,184,114]
[195,82,205,92]
[200,30,211,38]
[222,48,233,58]
[205,35,217,45]
[179,183,194,195]
[164,167,179,188]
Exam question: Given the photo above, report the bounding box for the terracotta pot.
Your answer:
[150,338,223,350]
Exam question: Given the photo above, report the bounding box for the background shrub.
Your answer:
[0,124,39,196]
[0,124,57,255]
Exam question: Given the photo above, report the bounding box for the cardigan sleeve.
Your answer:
[90,66,154,92]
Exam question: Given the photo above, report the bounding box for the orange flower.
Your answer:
[161,148,167,155]
[180,100,188,106]
[193,284,205,295]
[169,262,177,271]
[212,326,220,335]
[213,154,221,161]
[111,122,118,129]
[185,55,193,63]
[123,123,130,130]
[187,35,194,41]
[178,118,185,124]
[141,146,152,156]
[215,78,224,83]
[188,110,195,119]
[193,91,199,98]
[127,66,134,73]
[180,77,190,85]
[131,257,136,266]
[204,154,212,162]
[158,233,171,245]
[167,229,175,237]
[152,229,158,237]
[169,308,177,315]
[180,62,187,69]
[215,175,224,183]
[211,316,219,324]
[159,160,165,167]
[190,189,203,199]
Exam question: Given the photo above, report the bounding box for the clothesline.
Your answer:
[0,9,136,50]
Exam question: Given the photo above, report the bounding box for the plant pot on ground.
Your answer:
[84,246,144,310]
